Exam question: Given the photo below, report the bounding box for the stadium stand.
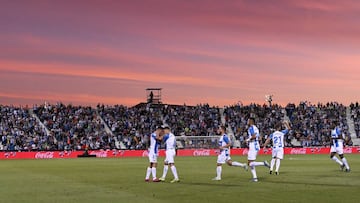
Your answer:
[162,104,222,137]
[1,101,360,151]
[0,105,48,151]
[224,103,287,148]
[34,103,115,150]
[350,102,360,145]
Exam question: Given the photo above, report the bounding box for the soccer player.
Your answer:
[145,126,164,182]
[159,125,180,183]
[329,121,350,172]
[263,121,291,175]
[246,117,270,182]
[212,125,248,181]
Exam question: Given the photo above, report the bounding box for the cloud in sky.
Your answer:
[1,0,360,107]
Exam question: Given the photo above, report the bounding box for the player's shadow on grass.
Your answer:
[270,171,289,175]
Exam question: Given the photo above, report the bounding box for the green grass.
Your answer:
[0,154,359,203]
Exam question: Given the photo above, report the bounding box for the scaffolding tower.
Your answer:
[146,88,162,104]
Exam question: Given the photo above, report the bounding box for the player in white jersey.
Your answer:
[212,125,248,181]
[145,126,165,182]
[263,121,291,175]
[329,121,350,172]
[159,124,180,183]
[246,117,270,182]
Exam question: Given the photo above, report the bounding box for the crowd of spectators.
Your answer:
[0,105,48,151]
[97,103,221,149]
[162,104,221,137]
[224,103,286,148]
[161,104,221,149]
[34,103,115,151]
[288,102,351,147]
[0,101,358,151]
[225,102,353,148]
[97,103,163,150]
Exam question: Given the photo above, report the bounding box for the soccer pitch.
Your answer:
[0,154,358,203]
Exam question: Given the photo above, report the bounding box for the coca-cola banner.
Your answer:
[0,147,359,159]
[0,149,166,159]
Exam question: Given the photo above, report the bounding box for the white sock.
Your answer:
[216,166,222,178]
[270,159,275,171]
[249,161,265,167]
[275,159,281,172]
[171,165,179,179]
[250,166,257,179]
[145,167,151,179]
[342,157,350,169]
[231,161,246,167]
[161,165,169,178]
[331,156,343,166]
[151,167,157,179]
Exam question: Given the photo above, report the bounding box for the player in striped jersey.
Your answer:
[263,121,291,175]
[159,124,180,183]
[246,117,270,182]
[330,121,350,172]
[212,125,248,181]
[145,126,165,182]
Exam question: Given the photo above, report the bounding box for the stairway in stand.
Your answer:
[346,107,360,146]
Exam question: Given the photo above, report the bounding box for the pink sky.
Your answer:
[1,0,360,107]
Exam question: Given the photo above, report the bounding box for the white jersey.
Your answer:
[163,132,176,150]
[247,125,260,150]
[269,129,288,149]
[331,127,343,148]
[247,125,260,160]
[217,133,231,164]
[218,134,230,155]
[149,132,160,154]
[163,132,176,164]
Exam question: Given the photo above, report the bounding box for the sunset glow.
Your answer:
[1,0,360,107]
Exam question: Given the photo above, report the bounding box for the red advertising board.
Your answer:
[0,147,359,159]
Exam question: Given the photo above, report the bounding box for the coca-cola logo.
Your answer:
[142,150,149,157]
[35,152,54,159]
[290,148,307,155]
[89,151,107,158]
[193,150,210,156]
[343,147,352,154]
